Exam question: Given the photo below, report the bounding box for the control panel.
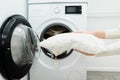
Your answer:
[65,6,82,14]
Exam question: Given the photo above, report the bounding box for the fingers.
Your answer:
[73,49,94,56]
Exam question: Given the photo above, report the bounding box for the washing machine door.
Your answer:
[0,15,39,79]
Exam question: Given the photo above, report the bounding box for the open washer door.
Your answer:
[0,15,40,80]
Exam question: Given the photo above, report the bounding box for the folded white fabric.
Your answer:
[40,33,106,56]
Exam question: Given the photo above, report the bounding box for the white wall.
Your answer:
[0,0,27,80]
[0,0,27,27]
[87,0,120,70]
[88,0,120,14]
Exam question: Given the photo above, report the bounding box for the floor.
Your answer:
[87,71,120,80]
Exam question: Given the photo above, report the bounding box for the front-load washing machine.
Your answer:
[28,0,87,80]
[0,1,38,80]
[0,15,40,80]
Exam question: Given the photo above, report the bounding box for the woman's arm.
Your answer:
[89,31,105,39]
[75,25,120,39]
[74,41,120,57]
[94,41,120,57]
[88,27,120,39]
[74,31,105,39]
[73,49,94,56]
[74,25,120,56]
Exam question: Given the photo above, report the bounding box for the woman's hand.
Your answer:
[73,49,94,56]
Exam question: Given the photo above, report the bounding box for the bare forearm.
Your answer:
[73,49,94,56]
[74,31,105,39]
[90,31,105,39]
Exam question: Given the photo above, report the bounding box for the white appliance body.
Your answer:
[28,1,87,80]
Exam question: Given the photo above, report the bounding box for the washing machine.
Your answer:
[0,14,40,80]
[28,0,87,80]
[0,1,38,80]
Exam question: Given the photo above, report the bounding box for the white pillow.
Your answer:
[40,33,106,56]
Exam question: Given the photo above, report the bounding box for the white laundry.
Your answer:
[40,33,106,56]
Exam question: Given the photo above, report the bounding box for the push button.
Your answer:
[54,7,60,14]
